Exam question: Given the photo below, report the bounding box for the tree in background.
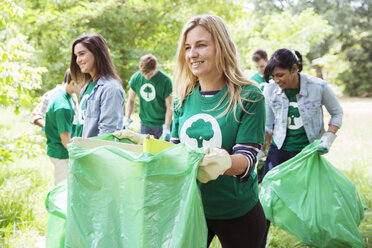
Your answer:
[0,0,46,112]
[233,8,332,76]
[1,2,47,244]
[0,0,46,163]
[250,0,372,96]
[15,0,245,93]
[9,0,372,96]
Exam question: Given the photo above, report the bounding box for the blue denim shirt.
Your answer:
[263,73,343,149]
[81,76,125,138]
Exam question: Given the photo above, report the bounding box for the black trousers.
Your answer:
[207,201,267,248]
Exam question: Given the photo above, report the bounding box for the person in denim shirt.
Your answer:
[70,34,125,138]
[260,48,343,247]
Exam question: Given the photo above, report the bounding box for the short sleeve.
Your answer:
[163,77,173,99]
[128,73,138,93]
[236,87,266,144]
[55,108,73,134]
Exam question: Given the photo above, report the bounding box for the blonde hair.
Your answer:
[174,14,257,118]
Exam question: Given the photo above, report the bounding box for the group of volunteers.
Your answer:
[31,14,343,248]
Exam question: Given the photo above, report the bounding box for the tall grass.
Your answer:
[0,156,53,247]
[0,108,53,247]
[0,98,371,247]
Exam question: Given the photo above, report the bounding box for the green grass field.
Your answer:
[0,97,371,248]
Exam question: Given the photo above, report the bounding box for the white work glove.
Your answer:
[123,117,132,129]
[113,129,147,145]
[318,132,337,154]
[197,147,232,183]
[159,124,171,141]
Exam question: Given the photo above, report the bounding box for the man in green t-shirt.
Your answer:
[251,49,269,91]
[45,73,83,185]
[124,54,173,139]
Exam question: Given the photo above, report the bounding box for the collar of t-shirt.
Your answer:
[200,89,220,98]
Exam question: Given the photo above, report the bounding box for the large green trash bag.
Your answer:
[45,180,67,248]
[259,140,366,248]
[65,138,207,248]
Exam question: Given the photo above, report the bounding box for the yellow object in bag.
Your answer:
[143,136,175,155]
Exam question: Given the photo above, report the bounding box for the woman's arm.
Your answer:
[60,132,72,149]
[224,154,248,176]
[124,88,136,120]
[164,95,173,126]
[98,83,125,135]
[327,124,339,134]
[322,83,343,129]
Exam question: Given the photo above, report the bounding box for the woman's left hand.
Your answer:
[318,132,337,154]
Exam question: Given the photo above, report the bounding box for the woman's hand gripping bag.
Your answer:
[259,140,366,248]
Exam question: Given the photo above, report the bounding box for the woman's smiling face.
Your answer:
[74,43,96,78]
[272,65,299,90]
[184,25,218,80]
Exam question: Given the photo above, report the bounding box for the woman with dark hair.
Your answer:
[70,34,125,138]
[260,48,343,247]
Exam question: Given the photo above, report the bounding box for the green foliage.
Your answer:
[0,0,24,28]
[250,0,372,96]
[0,10,47,243]
[337,34,372,96]
[16,0,246,92]
[0,156,52,248]
[0,0,46,112]
[0,107,50,247]
[0,130,45,163]
[233,8,332,73]
[16,0,93,92]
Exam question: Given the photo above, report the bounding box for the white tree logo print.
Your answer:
[180,113,222,148]
[287,102,303,130]
[140,83,156,102]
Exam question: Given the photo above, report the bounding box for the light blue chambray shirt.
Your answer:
[263,73,343,149]
[81,76,126,138]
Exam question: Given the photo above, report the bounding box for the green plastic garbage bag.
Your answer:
[259,140,366,248]
[45,180,67,248]
[64,137,207,248]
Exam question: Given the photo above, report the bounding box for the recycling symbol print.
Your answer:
[180,113,222,148]
[140,83,156,102]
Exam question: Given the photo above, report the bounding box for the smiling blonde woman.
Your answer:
[171,14,267,248]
